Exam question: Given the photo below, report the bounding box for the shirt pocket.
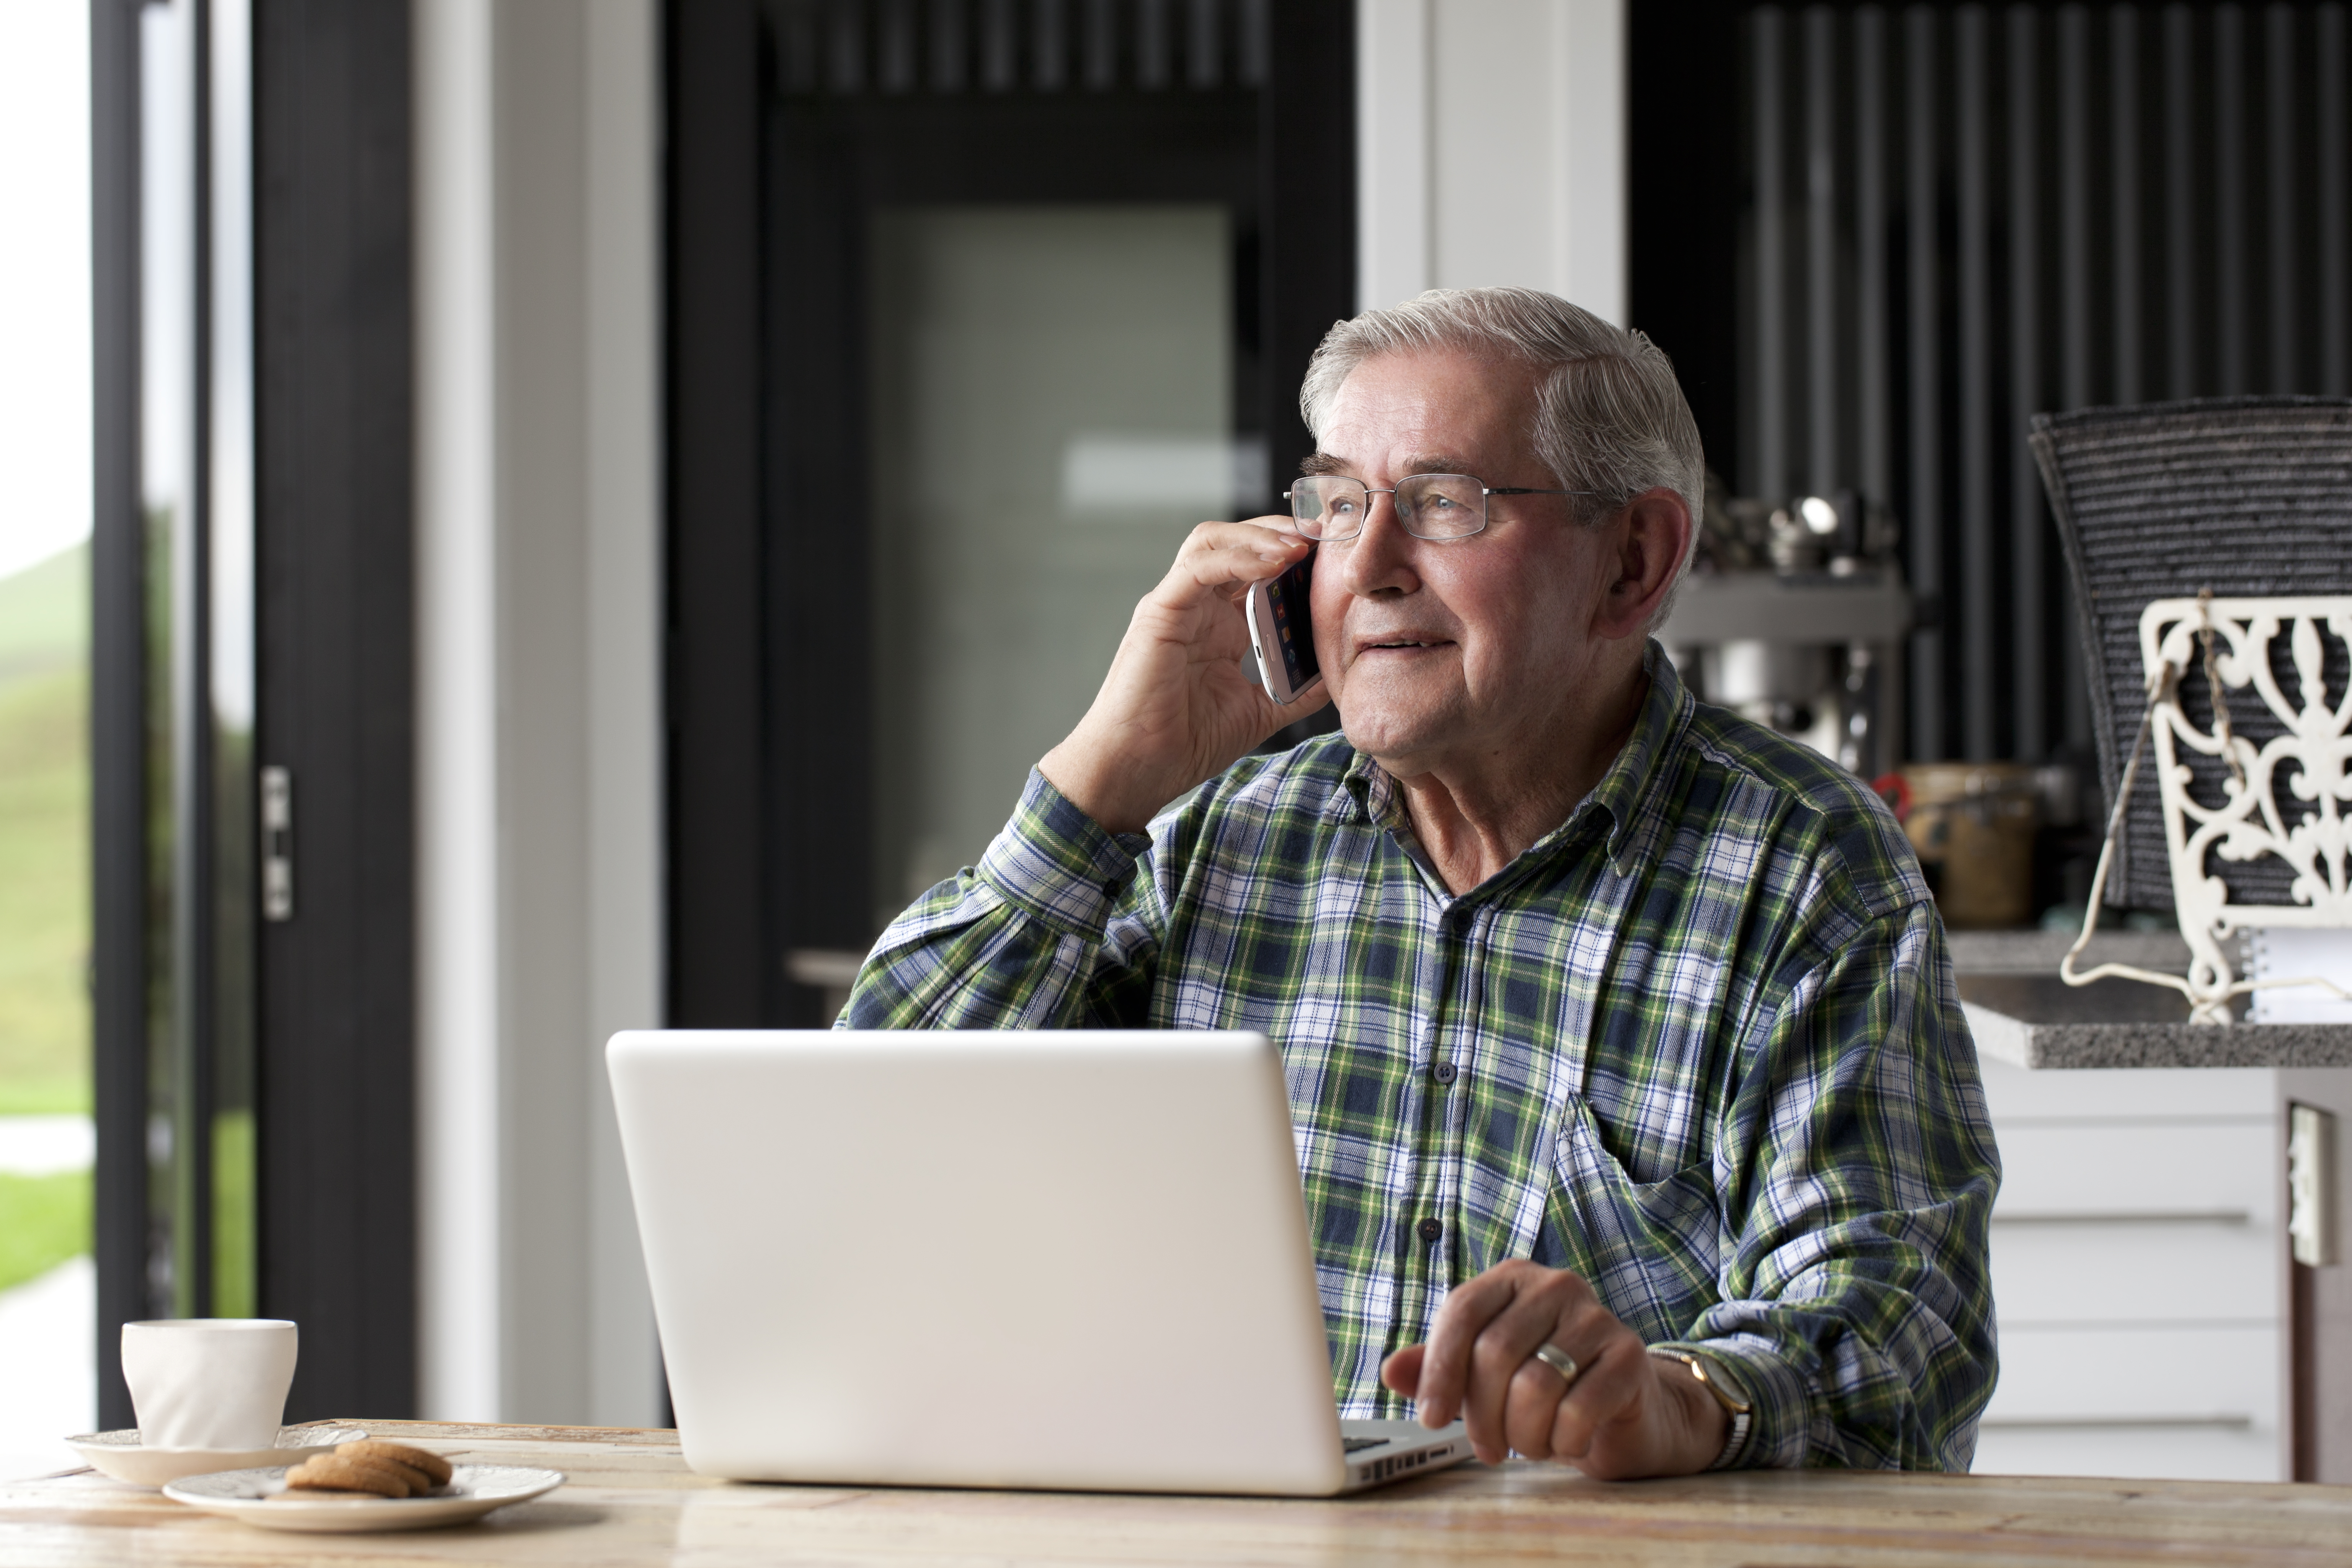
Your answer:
[1545,1094,1722,1345]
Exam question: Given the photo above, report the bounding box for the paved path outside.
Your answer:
[0,1114,93,1176]
[0,1254,93,1480]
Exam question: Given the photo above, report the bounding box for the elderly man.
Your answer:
[845,287,1999,1478]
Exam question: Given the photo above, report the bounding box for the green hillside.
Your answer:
[0,541,88,684]
[0,666,87,1113]
[0,540,89,1116]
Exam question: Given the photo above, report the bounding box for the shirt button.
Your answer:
[1417,1217,1443,1244]
[1431,1061,1458,1085]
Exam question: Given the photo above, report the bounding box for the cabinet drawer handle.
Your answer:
[1991,1209,2252,1226]
[1981,1414,2253,1430]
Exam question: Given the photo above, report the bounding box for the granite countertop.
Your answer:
[1952,931,2352,1070]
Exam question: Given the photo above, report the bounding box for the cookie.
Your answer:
[283,1455,413,1498]
[337,1439,453,1486]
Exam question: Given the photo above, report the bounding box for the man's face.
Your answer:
[1307,348,1627,775]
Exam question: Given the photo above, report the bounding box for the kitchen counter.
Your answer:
[1944,928,2352,1069]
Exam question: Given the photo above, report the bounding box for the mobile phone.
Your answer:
[1245,547,1324,706]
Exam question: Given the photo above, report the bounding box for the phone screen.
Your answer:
[1264,547,1320,690]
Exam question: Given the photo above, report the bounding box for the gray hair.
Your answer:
[1298,287,1704,619]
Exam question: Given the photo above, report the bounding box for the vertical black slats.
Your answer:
[1236,0,1267,85]
[2058,2,2094,749]
[1082,0,1117,89]
[1906,3,1945,762]
[1955,5,1994,762]
[878,0,918,92]
[2163,4,2197,398]
[2007,5,2042,760]
[2268,5,2300,392]
[1034,0,1068,89]
[828,0,866,91]
[1753,7,1787,500]
[1187,0,1221,88]
[2059,5,2091,411]
[92,0,149,1434]
[776,0,817,93]
[1855,6,1891,505]
[1674,2,2352,776]
[2215,5,2247,394]
[2321,6,2348,395]
[667,0,768,1027]
[1805,5,1839,495]
[1136,0,1171,88]
[980,0,1018,89]
[250,0,415,1422]
[929,0,968,91]
[2111,3,2143,403]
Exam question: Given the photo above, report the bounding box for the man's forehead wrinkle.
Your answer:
[1297,449,1493,482]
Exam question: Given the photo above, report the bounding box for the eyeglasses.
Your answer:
[1281,473,1595,542]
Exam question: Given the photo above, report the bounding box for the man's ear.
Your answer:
[1594,488,1693,641]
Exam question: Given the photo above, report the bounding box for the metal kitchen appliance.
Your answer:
[1658,480,1913,778]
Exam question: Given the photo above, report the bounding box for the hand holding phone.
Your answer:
[1245,547,1324,706]
[1039,519,1316,835]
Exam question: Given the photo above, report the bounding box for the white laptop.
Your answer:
[607,1028,1471,1496]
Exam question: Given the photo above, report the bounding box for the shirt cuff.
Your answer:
[975,768,1153,940]
[1652,1336,1802,1471]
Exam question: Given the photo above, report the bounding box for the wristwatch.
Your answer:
[1648,1348,1753,1470]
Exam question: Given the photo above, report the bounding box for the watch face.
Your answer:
[1659,1349,1753,1414]
[1698,1358,1753,1413]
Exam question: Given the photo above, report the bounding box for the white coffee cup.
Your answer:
[121,1318,299,1450]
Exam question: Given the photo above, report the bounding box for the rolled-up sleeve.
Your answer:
[1659,899,2001,1471]
[841,769,1165,1031]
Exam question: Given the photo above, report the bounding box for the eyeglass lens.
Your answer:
[1289,474,1489,541]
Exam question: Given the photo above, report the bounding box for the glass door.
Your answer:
[867,202,1248,921]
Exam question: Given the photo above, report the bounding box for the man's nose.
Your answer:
[1336,490,1421,598]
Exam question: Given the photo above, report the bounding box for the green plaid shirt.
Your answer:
[844,644,1999,1471]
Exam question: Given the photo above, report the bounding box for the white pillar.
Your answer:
[414,0,664,1427]
[1356,0,1626,324]
[415,0,503,1429]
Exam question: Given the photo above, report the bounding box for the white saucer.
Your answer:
[163,1463,565,1533]
[66,1426,368,1488]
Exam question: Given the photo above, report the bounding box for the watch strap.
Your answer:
[1648,1347,1754,1471]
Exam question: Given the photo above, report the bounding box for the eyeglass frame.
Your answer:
[1279,472,1600,542]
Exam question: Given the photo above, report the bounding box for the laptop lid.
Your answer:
[608,1029,1351,1495]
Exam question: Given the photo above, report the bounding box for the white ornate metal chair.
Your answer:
[2063,596,2352,1022]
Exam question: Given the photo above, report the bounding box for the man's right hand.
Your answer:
[1038,518,1328,835]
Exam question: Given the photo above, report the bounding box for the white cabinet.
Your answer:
[1973,1058,2289,1481]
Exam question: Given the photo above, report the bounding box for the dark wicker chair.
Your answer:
[2032,396,2352,912]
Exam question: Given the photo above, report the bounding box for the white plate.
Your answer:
[163,1463,565,1533]
[66,1426,368,1488]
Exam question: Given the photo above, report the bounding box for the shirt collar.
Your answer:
[1338,639,1692,877]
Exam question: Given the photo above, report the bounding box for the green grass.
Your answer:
[0,664,88,1115]
[214,1107,254,1317]
[0,542,87,685]
[0,1168,91,1293]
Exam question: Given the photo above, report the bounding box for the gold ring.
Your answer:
[1531,1342,1580,1388]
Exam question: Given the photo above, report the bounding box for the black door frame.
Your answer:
[90,0,418,1427]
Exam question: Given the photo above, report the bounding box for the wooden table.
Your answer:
[9,1421,2352,1566]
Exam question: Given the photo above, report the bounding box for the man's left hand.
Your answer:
[1379,1259,1729,1479]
